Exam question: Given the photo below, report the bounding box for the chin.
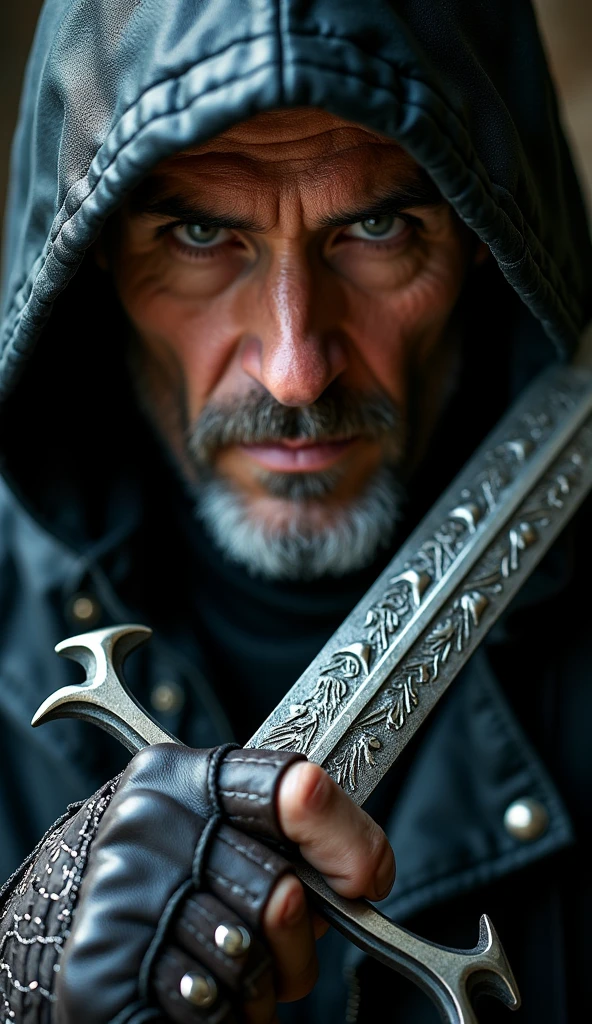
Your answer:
[247,493,348,532]
[194,466,405,581]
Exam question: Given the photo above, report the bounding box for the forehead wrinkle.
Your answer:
[172,123,393,161]
[134,167,281,232]
[134,141,436,234]
[209,106,388,142]
[149,142,414,209]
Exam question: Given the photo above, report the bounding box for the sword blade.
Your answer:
[247,363,592,806]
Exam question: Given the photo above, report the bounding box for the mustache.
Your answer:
[187,386,401,465]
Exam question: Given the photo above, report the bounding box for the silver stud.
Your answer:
[503,798,549,841]
[150,681,185,714]
[179,972,218,1008]
[214,923,251,957]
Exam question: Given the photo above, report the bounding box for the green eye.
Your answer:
[171,223,231,249]
[360,216,396,236]
[345,215,407,242]
[185,224,223,245]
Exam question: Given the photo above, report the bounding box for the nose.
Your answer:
[241,252,347,406]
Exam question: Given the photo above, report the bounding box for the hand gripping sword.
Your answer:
[32,360,592,1022]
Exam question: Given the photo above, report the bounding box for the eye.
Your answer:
[344,215,408,242]
[172,224,231,248]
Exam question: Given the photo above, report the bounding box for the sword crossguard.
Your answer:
[32,624,521,1022]
[32,623,176,753]
[300,864,520,1023]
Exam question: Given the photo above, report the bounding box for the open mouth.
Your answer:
[239,436,359,472]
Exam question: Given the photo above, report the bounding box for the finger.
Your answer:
[152,946,235,1024]
[174,892,271,999]
[262,873,318,1003]
[277,762,395,901]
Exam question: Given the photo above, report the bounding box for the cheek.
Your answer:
[115,257,244,419]
[343,245,467,403]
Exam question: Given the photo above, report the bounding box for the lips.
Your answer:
[239,437,357,472]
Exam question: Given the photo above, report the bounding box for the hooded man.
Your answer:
[0,1,591,1022]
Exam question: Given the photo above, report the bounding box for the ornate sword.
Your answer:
[32,359,592,1022]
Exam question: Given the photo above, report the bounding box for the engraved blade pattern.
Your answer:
[246,365,592,806]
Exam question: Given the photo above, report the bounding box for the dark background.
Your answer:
[1,0,591,233]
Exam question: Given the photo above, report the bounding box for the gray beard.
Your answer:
[126,345,406,579]
[194,465,403,581]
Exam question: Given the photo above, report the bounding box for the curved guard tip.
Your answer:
[475,914,521,1010]
[33,624,153,731]
[55,622,152,658]
[31,684,82,729]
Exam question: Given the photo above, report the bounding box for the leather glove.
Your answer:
[55,743,305,1024]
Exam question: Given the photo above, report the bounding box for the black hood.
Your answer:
[1,0,591,549]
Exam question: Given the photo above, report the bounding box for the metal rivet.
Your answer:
[69,594,101,626]
[503,798,549,841]
[150,681,185,714]
[179,971,218,1008]
[214,923,251,957]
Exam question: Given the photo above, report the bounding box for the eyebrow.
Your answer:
[131,171,443,233]
[130,191,266,232]
[319,176,444,228]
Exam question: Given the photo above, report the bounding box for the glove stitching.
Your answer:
[192,897,268,980]
[190,901,224,928]
[205,870,260,906]
[190,901,274,990]
[228,813,272,828]
[191,901,216,924]
[225,756,294,768]
[217,834,278,874]
[219,790,268,803]
[178,916,232,967]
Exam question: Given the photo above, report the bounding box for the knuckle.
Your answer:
[279,762,332,827]
[364,815,390,867]
[263,874,306,932]
[299,763,333,813]
[342,818,390,893]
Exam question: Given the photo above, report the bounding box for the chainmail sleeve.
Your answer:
[0,778,121,1024]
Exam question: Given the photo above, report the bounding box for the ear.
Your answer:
[473,240,490,267]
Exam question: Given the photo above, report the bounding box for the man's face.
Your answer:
[106,109,482,579]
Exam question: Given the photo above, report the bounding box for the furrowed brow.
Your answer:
[130,190,265,233]
[319,176,444,228]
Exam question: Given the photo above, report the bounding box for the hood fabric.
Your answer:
[1,0,592,542]
[1,0,592,538]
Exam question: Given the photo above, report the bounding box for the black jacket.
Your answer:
[1,1,591,1020]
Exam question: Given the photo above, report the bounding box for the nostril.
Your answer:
[240,322,348,407]
[258,338,340,407]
